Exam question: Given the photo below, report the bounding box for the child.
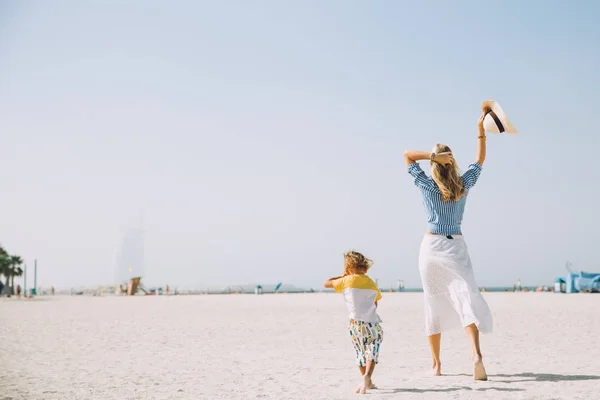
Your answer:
[324,250,383,394]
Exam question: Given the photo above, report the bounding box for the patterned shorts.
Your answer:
[348,319,383,366]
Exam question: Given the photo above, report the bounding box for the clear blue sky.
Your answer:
[1,0,599,290]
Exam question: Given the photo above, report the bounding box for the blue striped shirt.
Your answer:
[407,162,482,235]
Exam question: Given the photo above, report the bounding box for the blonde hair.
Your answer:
[431,143,464,202]
[343,250,373,275]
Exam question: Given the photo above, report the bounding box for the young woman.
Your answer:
[403,109,493,381]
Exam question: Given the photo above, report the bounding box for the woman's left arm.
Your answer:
[404,150,453,166]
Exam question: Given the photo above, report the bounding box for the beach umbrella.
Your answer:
[274,282,282,292]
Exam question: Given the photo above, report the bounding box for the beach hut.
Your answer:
[554,277,566,293]
[555,271,600,293]
[576,272,600,293]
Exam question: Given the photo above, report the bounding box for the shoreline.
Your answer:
[2,286,572,299]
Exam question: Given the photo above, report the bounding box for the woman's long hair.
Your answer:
[431,143,464,202]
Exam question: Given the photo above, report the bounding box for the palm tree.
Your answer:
[9,255,23,289]
[0,243,26,295]
[0,254,11,291]
[0,245,8,287]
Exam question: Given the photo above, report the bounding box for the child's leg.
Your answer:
[349,320,367,381]
[360,360,377,392]
[359,363,378,387]
[356,365,377,392]
[358,323,383,394]
[354,358,368,393]
[349,320,370,393]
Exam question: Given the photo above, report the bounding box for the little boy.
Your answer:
[324,250,383,394]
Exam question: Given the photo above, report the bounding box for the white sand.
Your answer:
[1,292,599,400]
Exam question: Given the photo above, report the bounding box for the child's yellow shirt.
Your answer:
[332,274,382,323]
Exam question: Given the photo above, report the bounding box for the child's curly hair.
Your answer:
[343,250,373,275]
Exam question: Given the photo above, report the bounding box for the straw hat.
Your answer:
[481,100,517,134]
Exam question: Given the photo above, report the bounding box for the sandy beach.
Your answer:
[1,292,598,399]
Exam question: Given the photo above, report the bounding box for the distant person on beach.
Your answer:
[403,106,493,381]
[324,251,383,394]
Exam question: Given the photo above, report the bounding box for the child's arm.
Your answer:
[324,275,345,288]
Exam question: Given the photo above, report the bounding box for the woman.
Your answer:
[403,108,493,381]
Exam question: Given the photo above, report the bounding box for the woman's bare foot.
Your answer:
[473,356,488,381]
[432,362,441,376]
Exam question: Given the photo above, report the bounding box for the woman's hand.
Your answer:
[478,106,490,135]
[434,152,454,166]
[477,113,486,135]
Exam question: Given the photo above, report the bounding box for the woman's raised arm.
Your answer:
[476,110,488,165]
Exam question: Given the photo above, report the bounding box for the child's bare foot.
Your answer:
[355,380,376,393]
[356,375,372,394]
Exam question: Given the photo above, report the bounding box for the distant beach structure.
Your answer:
[115,227,144,284]
[397,280,405,292]
[555,261,600,293]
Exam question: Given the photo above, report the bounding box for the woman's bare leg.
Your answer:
[464,323,487,380]
[428,333,442,376]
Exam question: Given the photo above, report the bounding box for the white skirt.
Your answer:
[418,234,493,336]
